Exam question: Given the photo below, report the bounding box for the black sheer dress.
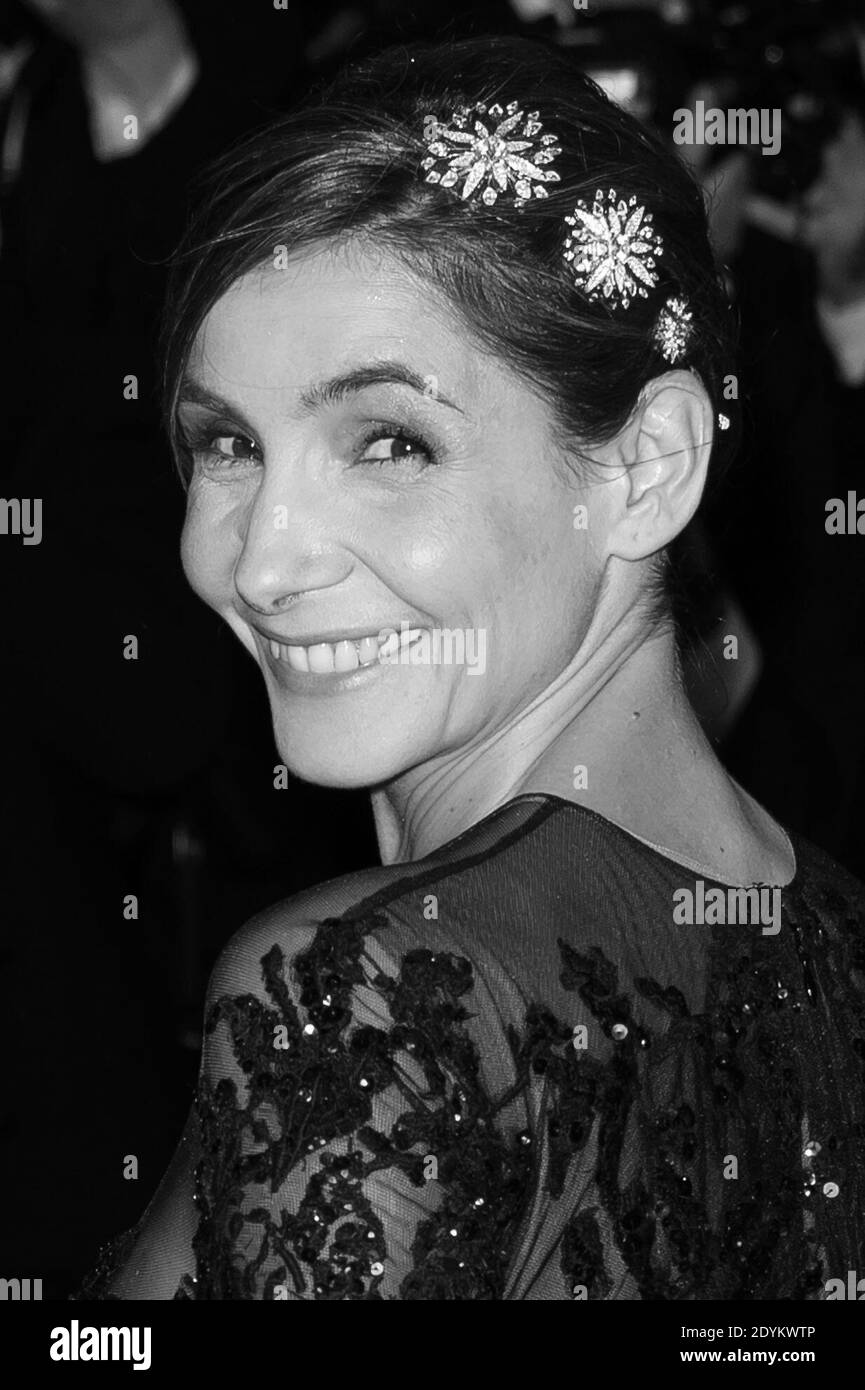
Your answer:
[75,793,865,1300]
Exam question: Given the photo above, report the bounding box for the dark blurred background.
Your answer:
[0,0,863,1298]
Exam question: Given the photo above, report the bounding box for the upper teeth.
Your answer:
[267,629,423,674]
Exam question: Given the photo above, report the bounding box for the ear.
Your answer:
[605,372,714,563]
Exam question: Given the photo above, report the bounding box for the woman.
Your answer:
[77,36,865,1300]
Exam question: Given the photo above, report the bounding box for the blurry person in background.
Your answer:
[689,1,865,881]
[2,0,200,170]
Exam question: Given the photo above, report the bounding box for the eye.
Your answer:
[184,426,263,474]
[209,434,259,461]
[356,430,435,468]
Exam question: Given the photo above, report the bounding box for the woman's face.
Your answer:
[179,242,606,788]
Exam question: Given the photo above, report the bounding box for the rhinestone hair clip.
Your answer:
[564,189,663,311]
[420,112,697,363]
[564,195,697,364]
[421,100,561,207]
[654,296,694,364]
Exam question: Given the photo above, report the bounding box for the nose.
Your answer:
[232,458,351,615]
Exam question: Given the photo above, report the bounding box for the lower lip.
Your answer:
[259,634,426,697]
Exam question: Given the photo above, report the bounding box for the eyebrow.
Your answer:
[176,379,259,439]
[177,360,464,426]
[297,361,464,415]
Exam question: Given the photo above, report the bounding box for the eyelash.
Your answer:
[180,424,261,474]
[354,424,437,470]
[180,423,438,474]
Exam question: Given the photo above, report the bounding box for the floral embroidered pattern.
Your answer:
[75,813,865,1302]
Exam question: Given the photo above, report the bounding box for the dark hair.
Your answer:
[162,35,738,618]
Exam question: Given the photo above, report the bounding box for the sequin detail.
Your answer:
[73,812,865,1302]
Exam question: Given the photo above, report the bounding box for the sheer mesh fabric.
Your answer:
[75,794,865,1300]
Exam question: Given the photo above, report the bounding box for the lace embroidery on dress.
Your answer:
[74,808,865,1301]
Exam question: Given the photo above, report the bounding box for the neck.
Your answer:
[369,614,785,882]
[374,611,701,850]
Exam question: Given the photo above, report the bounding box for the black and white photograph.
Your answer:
[2,0,864,1360]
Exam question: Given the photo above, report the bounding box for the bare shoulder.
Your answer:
[206,860,413,1000]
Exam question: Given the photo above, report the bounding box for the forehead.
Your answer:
[188,242,494,408]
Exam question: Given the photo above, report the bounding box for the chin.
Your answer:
[267,705,428,790]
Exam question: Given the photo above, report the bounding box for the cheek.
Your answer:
[402,527,452,574]
[180,492,237,607]
[486,504,596,660]
[361,511,472,603]
[481,490,572,597]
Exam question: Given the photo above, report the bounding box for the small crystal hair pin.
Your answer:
[654,296,693,364]
[564,189,664,310]
[421,101,561,208]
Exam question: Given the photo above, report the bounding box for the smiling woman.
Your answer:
[74,35,865,1301]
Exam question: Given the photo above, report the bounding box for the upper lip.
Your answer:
[249,623,422,648]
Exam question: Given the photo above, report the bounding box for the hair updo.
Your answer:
[162,34,737,523]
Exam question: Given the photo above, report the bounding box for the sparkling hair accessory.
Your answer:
[418,117,697,346]
[653,296,694,364]
[421,100,561,207]
[563,189,664,310]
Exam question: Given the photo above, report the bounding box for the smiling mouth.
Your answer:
[263,628,425,674]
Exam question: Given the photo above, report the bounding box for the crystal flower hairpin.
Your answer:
[421,100,561,207]
[654,296,693,364]
[563,189,664,311]
[562,195,697,364]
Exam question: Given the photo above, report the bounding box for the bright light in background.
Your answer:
[589,67,641,108]
[507,0,568,19]
[660,0,692,24]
